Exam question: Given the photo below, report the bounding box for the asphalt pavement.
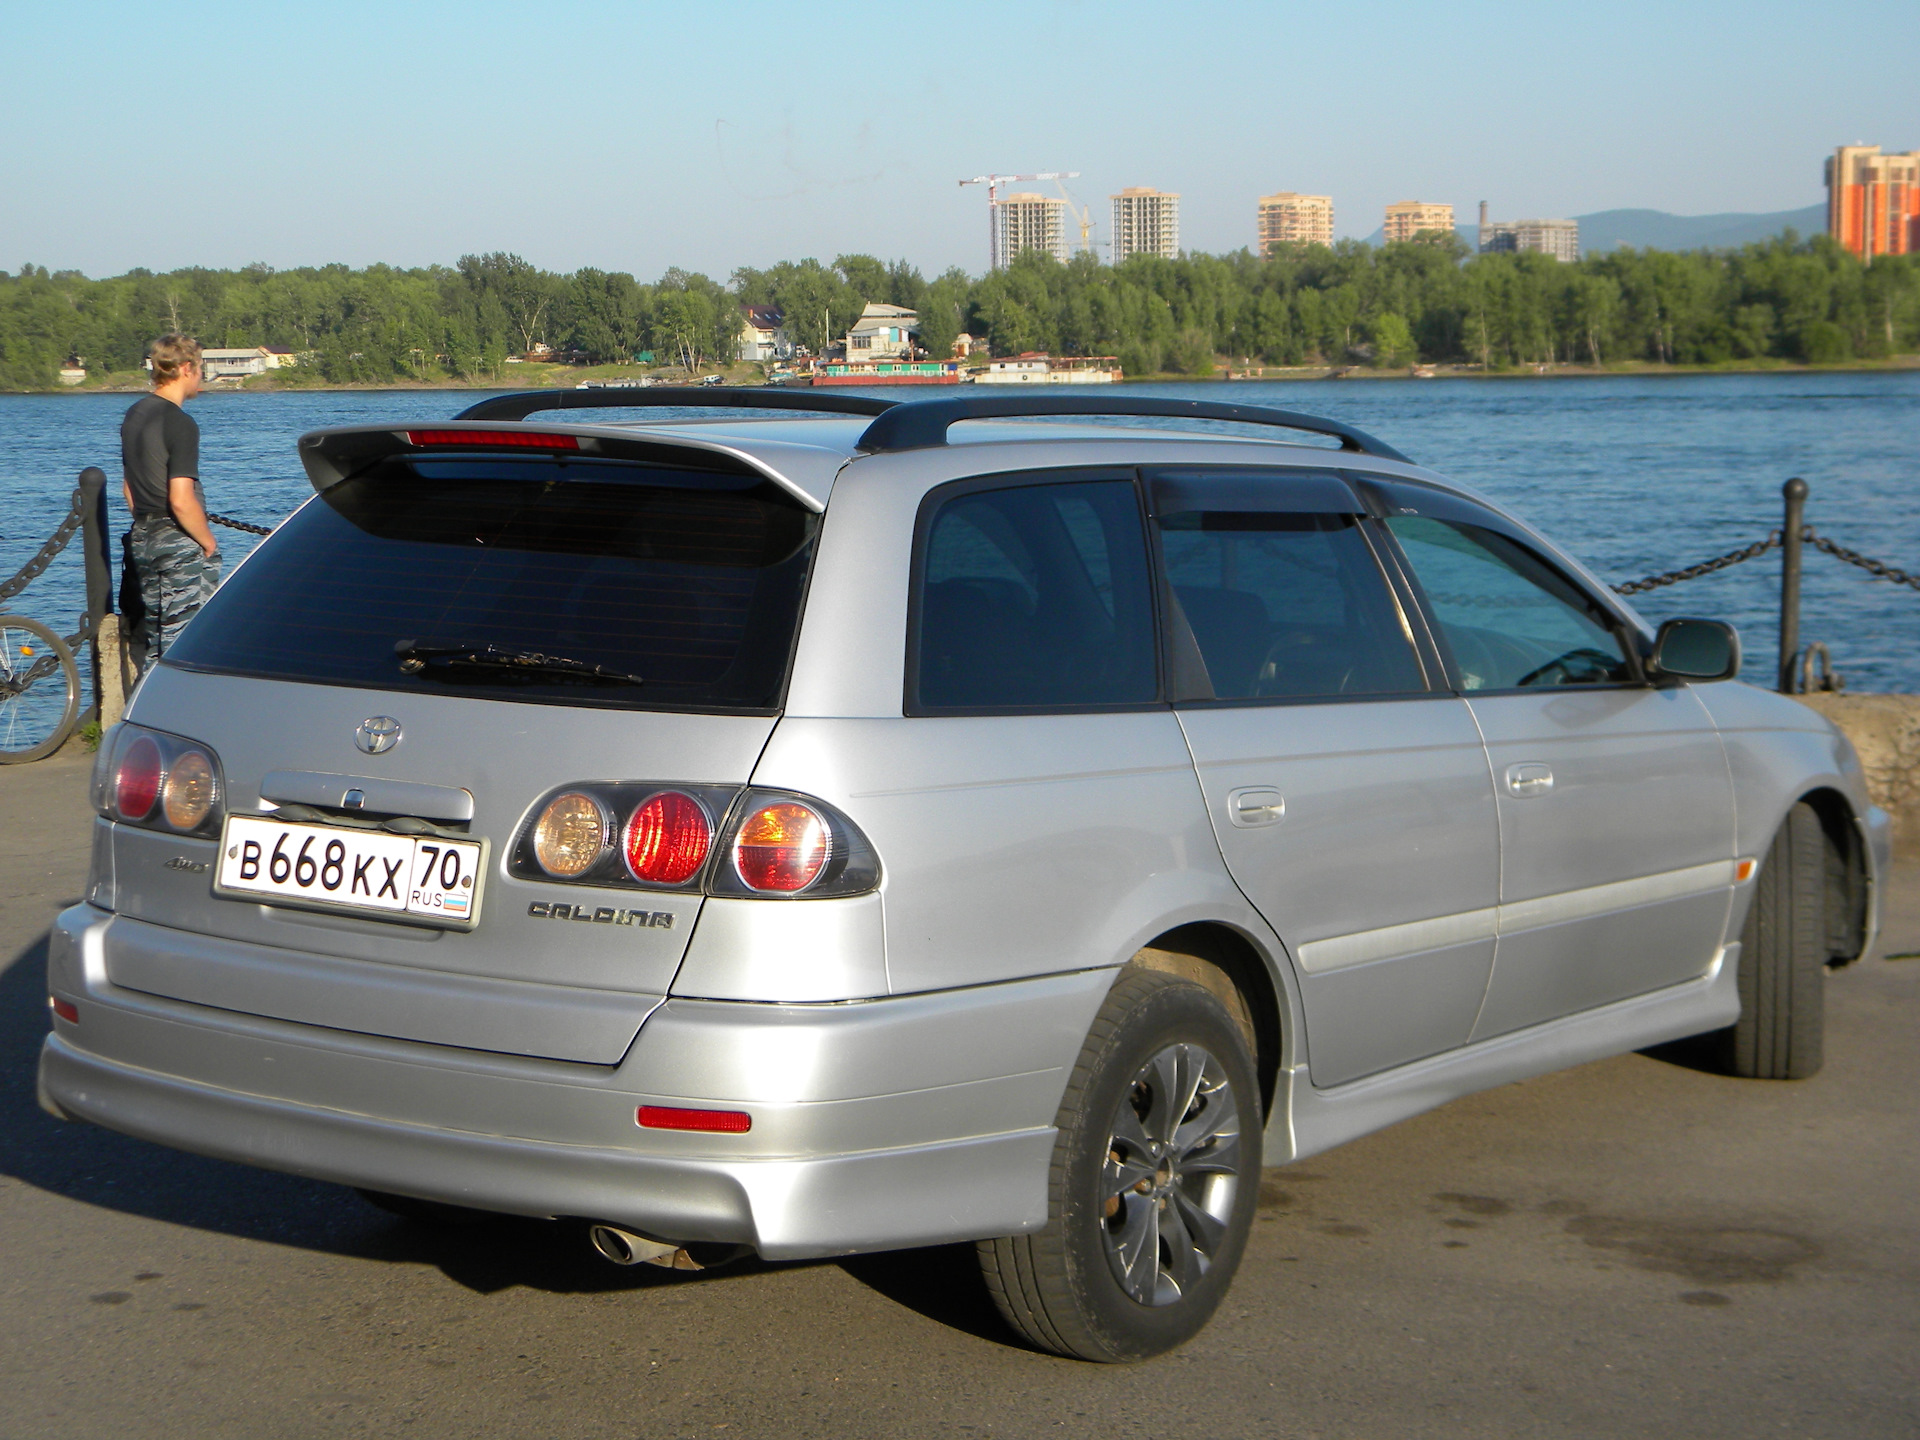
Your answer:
[2,748,1915,1440]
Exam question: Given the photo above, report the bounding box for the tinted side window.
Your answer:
[1387,516,1632,690]
[913,478,1156,710]
[1159,511,1425,699]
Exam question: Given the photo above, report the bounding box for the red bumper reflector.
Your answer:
[637,1104,751,1134]
[50,997,78,1024]
[405,429,579,450]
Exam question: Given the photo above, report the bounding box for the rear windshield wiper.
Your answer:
[394,639,645,687]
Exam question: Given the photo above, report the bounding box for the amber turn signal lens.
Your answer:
[532,792,607,877]
[625,791,712,885]
[114,735,162,820]
[732,801,829,892]
[161,749,217,830]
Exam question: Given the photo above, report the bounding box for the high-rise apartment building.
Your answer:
[1256,192,1334,254]
[1383,200,1455,244]
[1826,145,1920,259]
[992,193,1070,266]
[1477,202,1579,262]
[1111,187,1181,261]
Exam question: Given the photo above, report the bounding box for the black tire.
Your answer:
[1713,802,1827,1079]
[979,967,1261,1362]
[0,614,80,764]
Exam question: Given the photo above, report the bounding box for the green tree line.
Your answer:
[2,232,1916,391]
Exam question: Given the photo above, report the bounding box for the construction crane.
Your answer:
[960,172,1079,270]
[1053,177,1099,259]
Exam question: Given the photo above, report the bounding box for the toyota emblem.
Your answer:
[354,716,403,755]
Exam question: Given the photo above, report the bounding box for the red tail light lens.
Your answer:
[405,429,579,449]
[624,791,712,885]
[114,735,162,820]
[638,1104,751,1133]
[732,801,829,893]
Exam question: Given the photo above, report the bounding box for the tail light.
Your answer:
[625,791,712,884]
[730,801,829,893]
[531,792,609,877]
[114,735,162,820]
[510,784,878,898]
[96,724,226,837]
[161,749,218,830]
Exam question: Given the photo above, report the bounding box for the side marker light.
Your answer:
[637,1105,751,1134]
[1735,858,1757,883]
[50,997,78,1024]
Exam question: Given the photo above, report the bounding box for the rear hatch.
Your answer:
[107,426,822,1062]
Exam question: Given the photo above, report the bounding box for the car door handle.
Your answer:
[1505,763,1553,798]
[1226,787,1285,828]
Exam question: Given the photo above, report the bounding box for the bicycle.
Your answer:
[0,614,81,763]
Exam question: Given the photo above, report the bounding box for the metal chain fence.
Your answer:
[1609,533,1783,595]
[1801,529,1920,591]
[0,485,90,607]
[1610,527,1918,597]
[207,513,274,537]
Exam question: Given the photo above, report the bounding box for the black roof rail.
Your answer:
[851,394,1412,464]
[454,387,901,423]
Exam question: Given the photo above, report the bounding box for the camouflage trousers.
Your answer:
[128,518,220,676]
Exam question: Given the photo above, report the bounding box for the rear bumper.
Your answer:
[39,904,1114,1260]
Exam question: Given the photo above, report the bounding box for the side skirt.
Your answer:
[1264,944,1742,1163]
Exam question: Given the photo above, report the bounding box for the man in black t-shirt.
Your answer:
[122,333,220,675]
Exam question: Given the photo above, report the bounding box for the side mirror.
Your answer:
[1646,618,1739,684]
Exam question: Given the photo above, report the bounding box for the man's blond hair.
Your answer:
[148,333,202,386]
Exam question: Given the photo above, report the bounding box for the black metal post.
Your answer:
[76,467,111,725]
[1778,477,1808,694]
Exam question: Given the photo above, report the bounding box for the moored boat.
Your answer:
[971,353,1122,384]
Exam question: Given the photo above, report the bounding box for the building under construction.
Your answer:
[1112,188,1180,261]
[994,193,1071,266]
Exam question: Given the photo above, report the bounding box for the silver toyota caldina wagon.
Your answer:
[41,391,1889,1362]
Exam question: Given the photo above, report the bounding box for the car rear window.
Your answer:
[165,456,818,712]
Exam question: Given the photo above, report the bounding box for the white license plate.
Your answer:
[215,815,486,930]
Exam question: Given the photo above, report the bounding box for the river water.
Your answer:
[3,372,1916,701]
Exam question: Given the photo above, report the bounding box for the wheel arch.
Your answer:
[1128,922,1287,1120]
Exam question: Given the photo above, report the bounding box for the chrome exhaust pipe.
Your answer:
[588,1224,702,1270]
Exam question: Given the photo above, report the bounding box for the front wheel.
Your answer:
[0,615,80,764]
[979,968,1261,1362]
[1711,801,1828,1079]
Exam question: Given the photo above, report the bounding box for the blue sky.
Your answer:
[3,0,1914,280]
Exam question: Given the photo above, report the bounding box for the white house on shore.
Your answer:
[197,347,297,379]
[845,303,917,361]
[736,305,793,363]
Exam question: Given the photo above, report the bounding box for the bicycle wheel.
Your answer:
[0,615,81,763]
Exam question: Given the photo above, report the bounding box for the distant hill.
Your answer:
[1361,205,1827,254]
[1574,205,1826,252]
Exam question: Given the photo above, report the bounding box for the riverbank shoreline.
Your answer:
[8,355,1919,397]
